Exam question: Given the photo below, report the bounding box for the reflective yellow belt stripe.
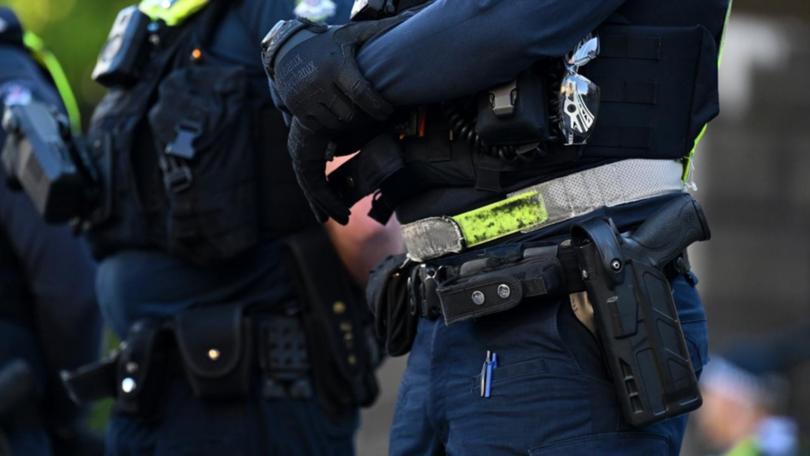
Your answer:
[682,0,734,182]
[139,0,210,27]
[451,191,549,248]
[22,32,82,134]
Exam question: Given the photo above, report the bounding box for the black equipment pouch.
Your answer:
[148,65,259,264]
[115,319,170,416]
[476,69,553,147]
[435,247,564,326]
[367,254,415,356]
[92,6,151,88]
[60,354,118,405]
[283,228,381,416]
[571,194,711,427]
[257,316,313,400]
[174,304,253,399]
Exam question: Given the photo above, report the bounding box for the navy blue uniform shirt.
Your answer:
[357,0,625,106]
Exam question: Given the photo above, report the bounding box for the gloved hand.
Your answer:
[262,15,410,224]
[262,15,408,132]
[286,117,351,224]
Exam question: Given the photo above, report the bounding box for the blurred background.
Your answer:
[3,0,809,454]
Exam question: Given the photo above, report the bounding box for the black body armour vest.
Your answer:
[86,4,318,265]
[369,0,729,224]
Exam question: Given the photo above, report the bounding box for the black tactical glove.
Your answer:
[262,15,410,224]
[286,118,351,224]
[262,16,408,131]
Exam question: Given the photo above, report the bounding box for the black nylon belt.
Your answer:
[407,243,586,325]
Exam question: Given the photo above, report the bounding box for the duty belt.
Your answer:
[401,159,685,262]
[408,242,586,325]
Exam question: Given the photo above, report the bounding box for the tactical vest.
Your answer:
[355,0,730,224]
[86,1,318,265]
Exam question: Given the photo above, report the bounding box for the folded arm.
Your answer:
[357,0,626,106]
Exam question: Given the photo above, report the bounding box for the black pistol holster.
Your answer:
[571,194,711,427]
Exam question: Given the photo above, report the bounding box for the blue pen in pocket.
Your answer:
[480,351,498,398]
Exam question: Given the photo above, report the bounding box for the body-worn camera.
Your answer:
[92,5,150,88]
[2,101,98,223]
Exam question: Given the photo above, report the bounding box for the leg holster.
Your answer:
[571,194,711,426]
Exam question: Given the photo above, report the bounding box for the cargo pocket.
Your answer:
[148,65,259,265]
[529,432,669,455]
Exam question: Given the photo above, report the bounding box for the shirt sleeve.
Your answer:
[0,175,101,424]
[0,45,63,109]
[356,0,626,106]
[0,45,101,423]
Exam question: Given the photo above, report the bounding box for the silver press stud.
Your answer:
[121,377,137,394]
[497,284,511,299]
[472,291,486,306]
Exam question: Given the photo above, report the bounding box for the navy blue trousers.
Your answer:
[0,321,51,456]
[105,377,358,456]
[389,274,708,455]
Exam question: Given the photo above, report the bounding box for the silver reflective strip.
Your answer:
[402,216,464,263]
[513,159,685,234]
[403,159,685,262]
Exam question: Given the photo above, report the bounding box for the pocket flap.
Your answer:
[148,65,247,154]
[174,305,244,378]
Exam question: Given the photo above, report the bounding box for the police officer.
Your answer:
[57,0,401,455]
[0,7,102,455]
[264,0,731,454]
